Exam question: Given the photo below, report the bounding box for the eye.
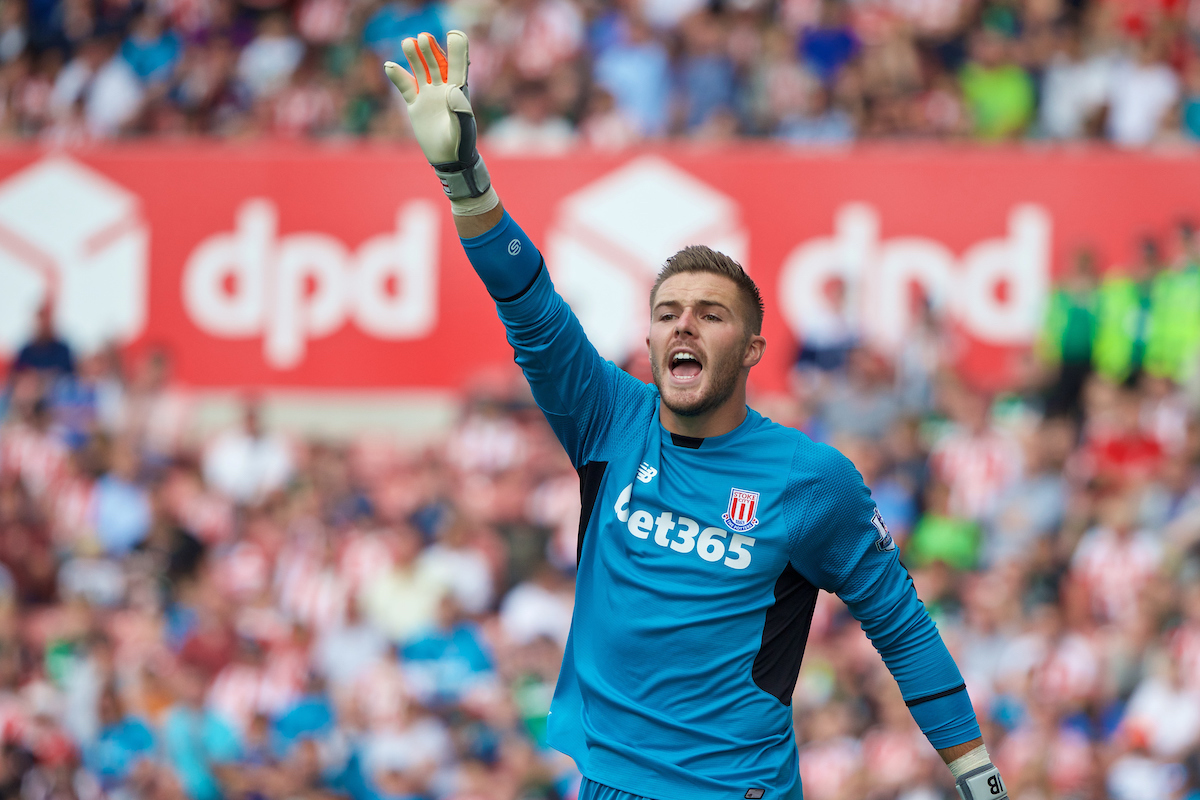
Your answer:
[703,314,721,321]
[659,313,677,321]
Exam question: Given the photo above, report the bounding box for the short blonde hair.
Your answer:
[650,245,764,335]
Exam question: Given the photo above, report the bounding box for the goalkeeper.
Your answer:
[385,32,1007,800]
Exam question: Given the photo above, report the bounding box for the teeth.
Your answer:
[673,353,697,362]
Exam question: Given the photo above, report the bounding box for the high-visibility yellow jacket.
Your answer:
[1093,268,1200,383]
[1145,265,1200,382]
[1092,276,1150,382]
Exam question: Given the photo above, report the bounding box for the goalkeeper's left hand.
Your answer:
[952,752,1007,800]
[384,31,497,216]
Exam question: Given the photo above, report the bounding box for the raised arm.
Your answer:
[384,32,650,466]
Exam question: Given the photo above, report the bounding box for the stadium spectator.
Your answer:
[577,86,640,150]
[8,203,1200,797]
[1106,36,1181,148]
[0,0,1196,143]
[484,79,576,154]
[49,34,143,137]
[777,85,855,144]
[930,384,1022,520]
[121,13,181,85]
[798,0,858,85]
[672,10,736,135]
[235,12,303,99]
[201,397,293,505]
[959,27,1036,140]
[11,303,74,380]
[1038,23,1115,140]
[1094,237,1162,385]
[1039,247,1099,419]
[591,16,670,138]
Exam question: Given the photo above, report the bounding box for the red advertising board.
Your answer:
[1,144,1198,393]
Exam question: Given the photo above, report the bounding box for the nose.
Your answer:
[674,308,697,337]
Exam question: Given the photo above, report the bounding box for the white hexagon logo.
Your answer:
[546,156,748,365]
[0,156,148,356]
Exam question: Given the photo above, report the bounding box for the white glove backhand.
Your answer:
[384,31,498,215]
[955,762,1008,800]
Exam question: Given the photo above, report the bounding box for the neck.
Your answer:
[659,387,749,439]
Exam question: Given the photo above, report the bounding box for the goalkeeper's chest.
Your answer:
[592,447,793,583]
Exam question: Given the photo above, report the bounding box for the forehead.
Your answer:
[653,272,742,307]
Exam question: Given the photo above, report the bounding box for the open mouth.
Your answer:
[669,351,703,382]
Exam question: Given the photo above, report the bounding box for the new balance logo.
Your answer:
[637,462,657,483]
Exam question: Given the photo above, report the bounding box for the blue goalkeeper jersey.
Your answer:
[462,213,978,800]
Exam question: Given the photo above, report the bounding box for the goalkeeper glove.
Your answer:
[384,31,498,216]
[949,746,1008,800]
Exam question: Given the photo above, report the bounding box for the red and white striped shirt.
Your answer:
[1071,527,1163,624]
[931,428,1023,520]
[0,424,68,500]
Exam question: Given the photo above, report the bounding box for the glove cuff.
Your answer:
[955,762,1007,800]
[433,154,492,202]
[450,186,499,217]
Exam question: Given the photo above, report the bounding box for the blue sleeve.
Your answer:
[787,444,981,749]
[460,211,543,301]
[461,214,652,467]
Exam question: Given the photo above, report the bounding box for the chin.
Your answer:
[660,385,719,418]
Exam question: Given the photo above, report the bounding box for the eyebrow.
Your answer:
[653,299,734,314]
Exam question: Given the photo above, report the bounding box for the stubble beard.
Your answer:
[651,347,743,418]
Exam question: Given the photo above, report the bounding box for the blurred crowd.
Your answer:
[5,220,1200,800]
[3,0,1200,144]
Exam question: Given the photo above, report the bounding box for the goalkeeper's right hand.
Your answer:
[384,31,498,216]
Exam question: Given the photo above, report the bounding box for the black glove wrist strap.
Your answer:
[433,153,491,200]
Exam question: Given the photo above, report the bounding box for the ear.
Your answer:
[743,334,766,369]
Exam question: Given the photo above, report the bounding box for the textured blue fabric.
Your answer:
[475,216,979,800]
[909,689,981,748]
[460,211,544,300]
[579,777,653,800]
